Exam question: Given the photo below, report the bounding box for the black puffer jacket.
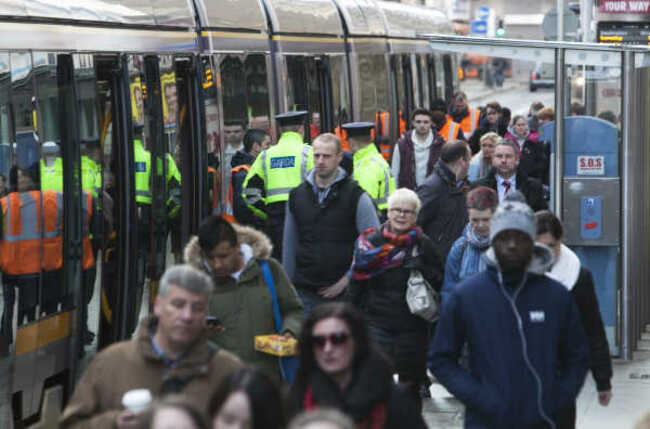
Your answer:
[290,351,427,429]
[416,160,468,261]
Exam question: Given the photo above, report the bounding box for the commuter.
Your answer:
[491,57,507,87]
[344,122,395,217]
[209,367,286,429]
[391,108,446,190]
[537,107,554,127]
[60,264,242,428]
[441,186,498,305]
[430,194,590,428]
[283,133,380,316]
[39,141,63,191]
[243,111,313,259]
[535,210,613,429]
[447,91,480,140]
[475,139,547,211]
[1,165,63,343]
[468,132,498,182]
[348,188,443,411]
[431,98,466,143]
[469,101,507,154]
[225,128,269,228]
[184,216,303,381]
[287,409,355,429]
[527,101,544,132]
[505,115,548,184]
[149,396,207,429]
[598,110,617,126]
[416,141,471,261]
[289,302,427,429]
[223,119,246,178]
[570,102,585,116]
[310,112,321,139]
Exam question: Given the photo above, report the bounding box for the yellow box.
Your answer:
[254,334,298,356]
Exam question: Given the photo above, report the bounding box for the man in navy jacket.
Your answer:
[429,193,589,428]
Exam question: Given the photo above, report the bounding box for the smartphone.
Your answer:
[205,316,221,327]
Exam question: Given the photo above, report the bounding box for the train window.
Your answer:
[245,55,271,133]
[357,53,390,126]
[202,56,223,219]
[433,54,445,100]
[416,54,428,109]
[330,55,350,130]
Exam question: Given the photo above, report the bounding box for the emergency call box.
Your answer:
[563,178,620,246]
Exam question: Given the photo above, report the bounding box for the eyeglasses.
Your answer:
[389,208,416,216]
[311,332,350,349]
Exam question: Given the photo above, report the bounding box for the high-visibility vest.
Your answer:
[134,139,151,205]
[243,131,313,207]
[81,191,95,270]
[81,156,100,198]
[334,126,351,152]
[223,164,250,223]
[352,144,395,211]
[374,111,393,161]
[0,190,63,275]
[450,107,481,137]
[440,119,461,143]
[40,158,63,192]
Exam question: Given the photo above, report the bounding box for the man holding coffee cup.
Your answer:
[60,265,242,428]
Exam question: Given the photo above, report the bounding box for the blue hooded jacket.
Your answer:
[429,245,589,428]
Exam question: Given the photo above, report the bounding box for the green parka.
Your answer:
[184,224,303,381]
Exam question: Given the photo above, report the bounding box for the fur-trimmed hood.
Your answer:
[184,224,273,270]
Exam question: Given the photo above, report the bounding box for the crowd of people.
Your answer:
[59,93,620,429]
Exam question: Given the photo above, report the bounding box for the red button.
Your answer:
[585,222,598,230]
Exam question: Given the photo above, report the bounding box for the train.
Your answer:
[0,0,459,427]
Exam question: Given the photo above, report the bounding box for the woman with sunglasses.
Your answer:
[290,302,427,429]
[347,188,443,410]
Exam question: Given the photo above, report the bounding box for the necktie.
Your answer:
[503,180,511,194]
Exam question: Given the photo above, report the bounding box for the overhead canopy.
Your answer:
[193,0,268,32]
[263,0,344,37]
[0,0,195,27]
[378,1,450,39]
[333,0,387,37]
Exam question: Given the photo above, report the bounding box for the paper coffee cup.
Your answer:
[121,389,152,414]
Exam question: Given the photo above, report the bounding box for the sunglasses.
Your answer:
[311,332,350,349]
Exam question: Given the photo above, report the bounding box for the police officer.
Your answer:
[242,110,313,259]
[344,122,395,218]
[40,141,63,191]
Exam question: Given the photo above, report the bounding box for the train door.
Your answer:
[284,55,335,143]
[207,52,273,222]
[416,54,430,109]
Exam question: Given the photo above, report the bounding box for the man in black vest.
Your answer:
[283,133,380,316]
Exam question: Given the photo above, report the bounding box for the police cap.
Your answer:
[275,110,307,126]
[342,122,375,138]
[42,141,60,154]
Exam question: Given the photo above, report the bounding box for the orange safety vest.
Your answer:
[452,107,481,137]
[374,112,392,161]
[398,110,407,137]
[208,167,221,216]
[223,164,250,224]
[310,124,320,139]
[440,119,461,143]
[334,126,350,152]
[0,190,63,275]
[82,191,95,270]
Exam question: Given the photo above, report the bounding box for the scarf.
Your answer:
[351,224,422,281]
[459,224,490,281]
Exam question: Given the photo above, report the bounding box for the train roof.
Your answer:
[0,0,195,27]
[333,0,388,37]
[263,0,344,37]
[377,1,451,39]
[194,0,268,32]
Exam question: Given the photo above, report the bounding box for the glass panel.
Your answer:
[394,55,406,136]
[286,56,308,112]
[204,56,223,218]
[305,58,322,139]
[417,54,428,109]
[358,53,390,123]
[245,55,271,134]
[330,54,350,130]
[433,54,444,100]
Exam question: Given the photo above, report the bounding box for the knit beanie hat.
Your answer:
[489,191,536,243]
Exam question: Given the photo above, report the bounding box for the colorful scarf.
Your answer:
[351,224,422,281]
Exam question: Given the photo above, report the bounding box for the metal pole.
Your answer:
[581,0,594,42]
[553,47,565,217]
[557,0,564,41]
[621,51,634,360]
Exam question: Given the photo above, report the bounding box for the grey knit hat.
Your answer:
[489,191,536,243]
